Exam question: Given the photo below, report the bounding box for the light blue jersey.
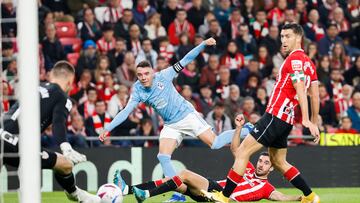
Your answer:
[105,42,206,132]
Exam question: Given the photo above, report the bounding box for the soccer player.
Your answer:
[0,61,100,203]
[204,24,321,203]
[99,37,253,201]
[113,115,301,202]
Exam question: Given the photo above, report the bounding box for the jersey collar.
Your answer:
[289,49,304,56]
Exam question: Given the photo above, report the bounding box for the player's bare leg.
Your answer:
[268,148,320,203]
[207,135,263,203]
[53,153,100,203]
[177,169,210,195]
[197,128,216,147]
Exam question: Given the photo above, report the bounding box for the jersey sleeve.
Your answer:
[246,161,255,172]
[104,89,141,132]
[308,60,318,83]
[52,96,72,145]
[263,182,276,199]
[159,65,178,81]
[287,55,305,85]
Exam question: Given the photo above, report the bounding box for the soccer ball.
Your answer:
[96,183,123,203]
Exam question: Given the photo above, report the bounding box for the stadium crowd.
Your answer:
[1,0,360,148]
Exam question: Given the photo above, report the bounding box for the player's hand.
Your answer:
[234,114,246,128]
[204,38,216,46]
[99,130,110,142]
[302,120,320,144]
[60,142,87,164]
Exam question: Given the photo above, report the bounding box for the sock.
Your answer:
[148,176,183,197]
[222,169,243,198]
[129,179,164,194]
[211,123,254,149]
[157,154,177,177]
[54,172,77,194]
[284,166,312,196]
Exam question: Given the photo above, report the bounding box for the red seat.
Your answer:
[67,52,80,66]
[59,38,82,52]
[55,22,77,38]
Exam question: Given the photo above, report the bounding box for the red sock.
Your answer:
[172,176,183,187]
[154,179,164,187]
[284,166,300,181]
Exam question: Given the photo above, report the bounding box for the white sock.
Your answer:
[123,185,129,195]
[145,190,150,198]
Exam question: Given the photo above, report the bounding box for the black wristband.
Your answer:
[173,62,184,73]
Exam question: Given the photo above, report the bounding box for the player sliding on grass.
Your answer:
[0,61,100,203]
[112,115,302,202]
[99,37,253,201]
[203,23,321,203]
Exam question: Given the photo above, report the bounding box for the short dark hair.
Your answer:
[52,60,75,78]
[281,23,304,37]
[259,151,270,157]
[137,60,152,68]
[177,8,186,13]
[327,23,338,29]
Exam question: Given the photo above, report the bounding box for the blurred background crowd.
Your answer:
[1,0,359,148]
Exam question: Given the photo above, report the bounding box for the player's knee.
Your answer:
[178,169,190,182]
[55,155,73,175]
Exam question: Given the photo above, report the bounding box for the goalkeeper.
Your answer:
[0,61,99,203]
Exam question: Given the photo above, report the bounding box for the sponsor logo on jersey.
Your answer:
[291,60,302,71]
[157,82,164,90]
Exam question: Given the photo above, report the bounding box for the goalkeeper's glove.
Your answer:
[60,142,87,164]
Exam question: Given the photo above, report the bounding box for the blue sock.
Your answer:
[210,123,254,149]
[157,154,177,177]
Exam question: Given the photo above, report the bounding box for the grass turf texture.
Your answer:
[2,188,360,203]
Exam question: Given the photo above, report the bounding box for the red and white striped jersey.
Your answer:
[266,49,318,124]
[217,162,275,201]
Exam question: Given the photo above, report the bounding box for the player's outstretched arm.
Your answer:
[269,190,302,201]
[230,114,245,156]
[178,38,216,68]
[99,98,139,142]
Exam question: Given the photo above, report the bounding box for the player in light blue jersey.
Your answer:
[99,37,253,201]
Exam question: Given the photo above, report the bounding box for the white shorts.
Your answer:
[159,112,211,146]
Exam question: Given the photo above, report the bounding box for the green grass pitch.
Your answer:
[2,188,360,203]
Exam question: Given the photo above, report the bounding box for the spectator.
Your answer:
[160,0,178,30]
[248,112,261,124]
[206,101,232,135]
[176,33,194,61]
[181,85,201,112]
[85,100,112,146]
[213,0,232,29]
[326,68,345,99]
[97,23,116,54]
[1,81,12,114]
[306,42,320,63]
[198,12,217,37]
[77,40,98,77]
[187,0,208,32]
[107,85,129,118]
[318,23,343,56]
[42,23,65,71]
[224,9,245,40]
[97,74,118,104]
[264,67,278,98]
[107,37,127,68]
[79,8,102,42]
[67,114,89,148]
[252,9,269,40]
[198,84,219,117]
[241,0,256,25]
[102,0,126,25]
[255,87,268,115]
[335,84,354,118]
[215,66,232,100]
[267,0,287,26]
[319,83,338,127]
[344,55,360,86]
[41,126,56,148]
[39,11,54,41]
[303,9,325,42]
[330,42,351,71]
[224,84,243,125]
[241,96,257,120]
[235,58,260,87]
[260,25,280,57]
[155,56,169,72]
[317,55,331,85]
[220,41,245,81]
[205,19,228,54]
[283,9,298,25]
[116,51,136,88]
[1,1,16,37]
[133,0,156,26]
[134,117,158,147]
[200,54,219,87]
[294,0,308,25]
[345,91,360,132]
[241,73,261,98]
[235,23,257,57]
[336,116,358,133]
[144,12,167,41]
[2,59,17,87]
[127,24,143,57]
[94,55,112,85]
[135,38,158,68]
[114,8,135,40]
[158,37,175,63]
[42,0,71,21]
[70,69,96,104]
[2,42,15,71]
[256,45,274,79]
[168,8,196,46]
[177,60,200,93]
[78,87,97,119]
[318,0,339,26]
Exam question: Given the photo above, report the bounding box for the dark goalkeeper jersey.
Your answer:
[3,83,72,144]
